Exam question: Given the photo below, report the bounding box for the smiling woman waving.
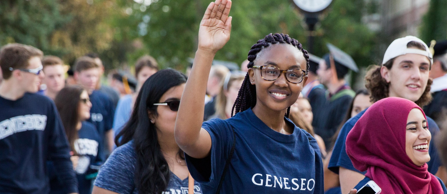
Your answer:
[174,0,323,193]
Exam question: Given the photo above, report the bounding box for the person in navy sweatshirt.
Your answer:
[0,43,78,193]
[48,85,103,194]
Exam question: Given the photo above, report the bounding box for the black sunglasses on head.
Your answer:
[153,100,180,111]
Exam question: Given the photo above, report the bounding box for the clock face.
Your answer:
[293,0,332,13]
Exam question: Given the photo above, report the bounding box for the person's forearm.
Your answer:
[175,49,214,149]
[106,129,114,152]
[340,167,365,194]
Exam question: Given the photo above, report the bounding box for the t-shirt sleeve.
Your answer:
[185,118,234,186]
[329,117,365,175]
[437,177,447,193]
[427,117,441,175]
[94,145,136,194]
[47,103,78,193]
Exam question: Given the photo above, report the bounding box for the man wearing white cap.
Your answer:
[328,36,443,194]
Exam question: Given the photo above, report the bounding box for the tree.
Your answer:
[419,0,447,43]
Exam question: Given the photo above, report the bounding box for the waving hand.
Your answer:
[198,0,232,54]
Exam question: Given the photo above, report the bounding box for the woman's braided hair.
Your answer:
[231,33,310,117]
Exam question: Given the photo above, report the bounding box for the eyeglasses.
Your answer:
[9,66,43,75]
[80,98,90,104]
[153,100,180,111]
[252,64,307,84]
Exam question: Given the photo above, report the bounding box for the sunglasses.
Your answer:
[80,98,90,104]
[153,100,180,111]
[252,64,307,84]
[9,66,43,75]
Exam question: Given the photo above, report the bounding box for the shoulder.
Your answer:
[26,92,54,105]
[97,142,136,177]
[95,142,136,193]
[426,116,440,133]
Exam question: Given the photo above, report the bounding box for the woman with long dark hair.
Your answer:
[175,0,323,192]
[51,85,103,194]
[93,69,201,194]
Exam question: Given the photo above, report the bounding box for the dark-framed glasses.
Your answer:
[252,64,307,84]
[153,100,180,111]
[9,66,43,75]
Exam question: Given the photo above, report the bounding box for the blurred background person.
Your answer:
[203,64,229,120]
[50,85,103,194]
[289,94,326,157]
[302,54,327,130]
[113,55,158,137]
[210,71,245,120]
[42,55,66,100]
[315,44,358,148]
[85,53,120,108]
[93,69,201,194]
[74,56,115,158]
[324,89,371,194]
[108,70,137,97]
[240,59,249,72]
[66,69,77,86]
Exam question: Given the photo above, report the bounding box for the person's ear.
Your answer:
[380,66,391,83]
[147,110,156,124]
[248,68,255,85]
[74,72,79,81]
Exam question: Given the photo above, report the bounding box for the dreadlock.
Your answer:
[231,33,310,117]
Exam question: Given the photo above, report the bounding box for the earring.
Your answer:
[150,120,154,123]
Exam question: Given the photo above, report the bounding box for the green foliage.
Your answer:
[0,0,68,54]
[0,0,378,76]
[419,0,447,43]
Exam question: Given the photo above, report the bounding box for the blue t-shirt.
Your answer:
[87,90,115,157]
[49,121,104,194]
[0,93,77,193]
[353,176,447,193]
[94,142,202,194]
[112,94,133,136]
[185,108,324,193]
[329,108,442,175]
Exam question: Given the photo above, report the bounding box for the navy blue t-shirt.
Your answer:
[87,90,115,157]
[185,108,324,193]
[94,142,202,194]
[0,93,77,193]
[354,176,447,193]
[329,108,442,175]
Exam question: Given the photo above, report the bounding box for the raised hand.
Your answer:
[198,0,232,54]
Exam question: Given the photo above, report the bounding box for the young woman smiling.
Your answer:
[346,97,446,193]
[175,0,323,193]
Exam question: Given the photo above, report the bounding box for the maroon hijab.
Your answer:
[346,97,443,194]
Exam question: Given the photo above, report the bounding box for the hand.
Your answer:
[349,189,358,194]
[198,0,232,54]
[71,155,79,170]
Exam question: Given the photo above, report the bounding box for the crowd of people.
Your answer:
[1,0,447,193]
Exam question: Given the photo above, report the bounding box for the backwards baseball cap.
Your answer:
[382,36,433,65]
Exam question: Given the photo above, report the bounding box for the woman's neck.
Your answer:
[252,104,291,134]
[76,121,82,130]
[225,101,233,118]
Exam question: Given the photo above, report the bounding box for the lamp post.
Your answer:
[291,0,332,53]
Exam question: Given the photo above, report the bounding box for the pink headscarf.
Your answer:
[346,97,443,194]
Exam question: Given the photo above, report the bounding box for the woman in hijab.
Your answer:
[346,97,446,193]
